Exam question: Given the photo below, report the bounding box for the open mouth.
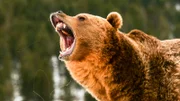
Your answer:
[50,14,75,59]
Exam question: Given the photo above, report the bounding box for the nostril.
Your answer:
[57,10,63,14]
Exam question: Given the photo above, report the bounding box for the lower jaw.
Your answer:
[58,51,72,60]
[58,40,76,61]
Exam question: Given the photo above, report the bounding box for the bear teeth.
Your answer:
[56,22,63,31]
[56,22,66,29]
[56,22,70,36]
[63,24,66,29]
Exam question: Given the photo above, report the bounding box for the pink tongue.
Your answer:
[65,36,74,48]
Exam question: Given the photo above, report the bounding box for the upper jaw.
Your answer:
[50,13,76,60]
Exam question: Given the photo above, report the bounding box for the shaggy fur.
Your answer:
[50,11,180,101]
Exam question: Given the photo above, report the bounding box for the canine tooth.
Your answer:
[56,23,60,31]
[56,23,61,27]
[63,24,66,28]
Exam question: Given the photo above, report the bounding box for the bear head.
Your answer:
[50,11,123,61]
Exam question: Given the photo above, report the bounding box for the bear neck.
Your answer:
[98,30,147,100]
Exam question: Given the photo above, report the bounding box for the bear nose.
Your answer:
[56,10,67,17]
[57,10,63,14]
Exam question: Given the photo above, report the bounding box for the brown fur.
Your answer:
[50,11,180,101]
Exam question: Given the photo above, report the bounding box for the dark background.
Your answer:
[0,0,180,101]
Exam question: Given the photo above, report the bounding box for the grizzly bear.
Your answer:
[50,11,180,101]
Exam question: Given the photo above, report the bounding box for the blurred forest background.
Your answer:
[0,0,180,101]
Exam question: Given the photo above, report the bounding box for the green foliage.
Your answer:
[0,0,179,101]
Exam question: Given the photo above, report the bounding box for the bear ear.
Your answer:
[106,12,123,29]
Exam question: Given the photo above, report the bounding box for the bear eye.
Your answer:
[78,16,86,21]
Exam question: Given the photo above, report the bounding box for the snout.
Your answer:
[50,10,67,20]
